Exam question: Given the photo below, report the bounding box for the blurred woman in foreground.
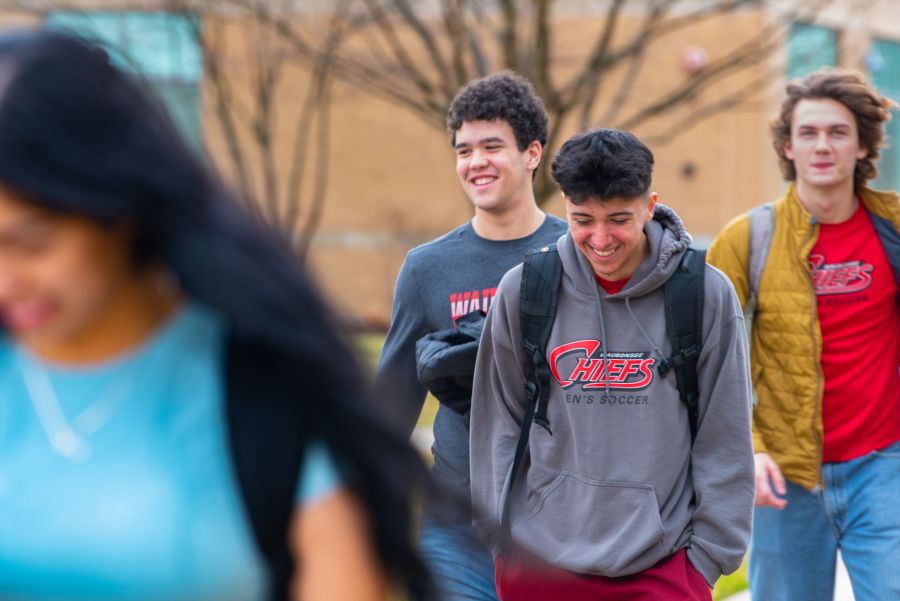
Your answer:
[0,29,431,601]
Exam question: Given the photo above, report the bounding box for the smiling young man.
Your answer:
[708,69,900,601]
[469,128,754,600]
[375,72,566,601]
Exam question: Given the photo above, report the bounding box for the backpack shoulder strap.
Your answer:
[661,248,706,442]
[745,202,775,319]
[501,243,562,548]
[520,243,562,434]
[226,332,308,601]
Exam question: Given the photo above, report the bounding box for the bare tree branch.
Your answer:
[560,0,670,112]
[189,9,258,211]
[389,0,455,99]
[247,13,283,223]
[642,70,773,146]
[531,0,554,106]
[616,39,760,131]
[560,0,768,115]
[616,0,835,132]
[464,1,490,79]
[361,0,440,104]
[534,116,567,203]
[571,0,628,127]
[498,0,518,68]
[591,45,646,128]
[441,0,471,88]
[252,5,447,126]
[284,1,350,242]
[295,79,332,260]
[641,0,872,144]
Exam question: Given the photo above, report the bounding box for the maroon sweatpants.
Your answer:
[495,549,712,601]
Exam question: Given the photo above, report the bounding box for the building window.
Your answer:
[787,22,838,79]
[46,11,203,151]
[869,39,900,191]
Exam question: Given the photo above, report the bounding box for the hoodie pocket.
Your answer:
[511,470,668,575]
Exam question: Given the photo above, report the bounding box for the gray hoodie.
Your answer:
[469,205,754,586]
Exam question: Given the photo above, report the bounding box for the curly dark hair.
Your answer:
[447,70,548,150]
[551,128,654,203]
[771,68,896,187]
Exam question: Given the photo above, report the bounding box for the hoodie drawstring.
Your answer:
[594,295,612,398]
[625,296,666,363]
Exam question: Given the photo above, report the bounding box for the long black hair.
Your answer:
[0,29,431,599]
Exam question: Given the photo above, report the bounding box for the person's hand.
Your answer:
[754,452,787,509]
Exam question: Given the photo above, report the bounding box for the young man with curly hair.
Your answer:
[470,128,754,600]
[708,68,900,601]
[376,72,567,601]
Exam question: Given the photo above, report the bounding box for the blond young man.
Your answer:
[708,68,900,601]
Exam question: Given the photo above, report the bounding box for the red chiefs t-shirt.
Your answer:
[812,201,900,462]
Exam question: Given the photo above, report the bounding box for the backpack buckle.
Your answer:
[657,358,671,378]
[533,414,553,435]
[657,345,699,378]
[524,380,539,403]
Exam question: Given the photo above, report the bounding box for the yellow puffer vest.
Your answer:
[708,184,900,490]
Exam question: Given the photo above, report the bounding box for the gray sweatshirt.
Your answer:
[376,216,567,521]
[469,205,754,586]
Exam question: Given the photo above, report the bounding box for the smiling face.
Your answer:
[0,186,136,351]
[785,98,868,195]
[454,119,541,216]
[567,194,657,281]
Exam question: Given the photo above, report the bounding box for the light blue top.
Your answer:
[0,304,339,600]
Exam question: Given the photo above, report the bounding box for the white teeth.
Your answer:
[594,248,615,257]
[473,177,495,185]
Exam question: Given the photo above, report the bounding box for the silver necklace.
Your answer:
[15,350,137,462]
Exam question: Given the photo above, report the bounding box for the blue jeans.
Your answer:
[419,519,499,601]
[749,441,900,601]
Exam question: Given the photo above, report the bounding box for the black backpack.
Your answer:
[501,244,707,544]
